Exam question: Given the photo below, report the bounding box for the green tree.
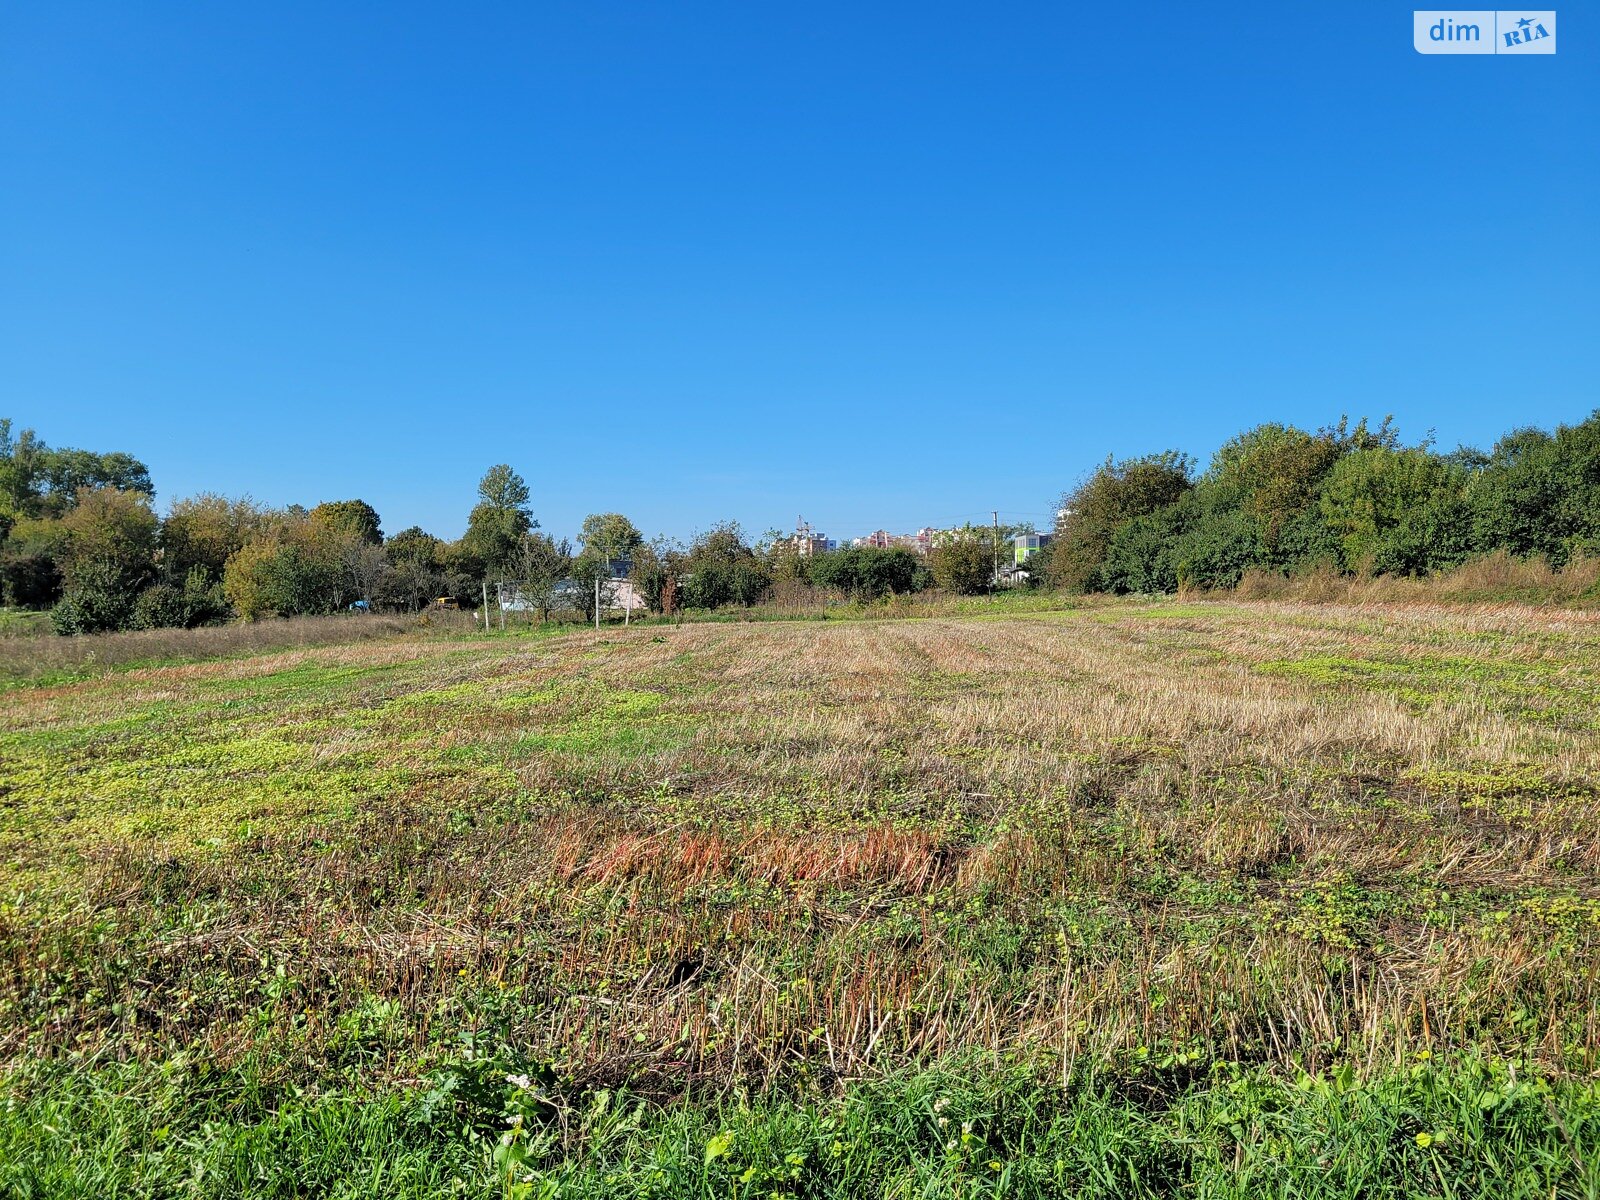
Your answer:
[1049,451,1194,592]
[39,448,153,514]
[161,494,269,582]
[927,528,996,595]
[222,513,349,620]
[0,419,153,519]
[463,465,535,575]
[1469,411,1600,565]
[1318,447,1467,572]
[578,513,643,565]
[681,523,769,609]
[48,488,160,633]
[379,526,446,609]
[564,514,646,623]
[0,420,49,518]
[1206,423,1342,544]
[386,526,444,568]
[310,499,382,546]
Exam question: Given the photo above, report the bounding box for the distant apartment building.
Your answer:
[795,534,836,556]
[1013,532,1052,565]
[850,527,938,554]
[780,518,835,557]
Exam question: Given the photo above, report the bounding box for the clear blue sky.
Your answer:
[3,4,1595,543]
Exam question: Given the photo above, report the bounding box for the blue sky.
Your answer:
[3,4,1595,543]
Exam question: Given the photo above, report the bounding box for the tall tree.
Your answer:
[0,420,49,519]
[161,494,269,582]
[0,419,153,519]
[578,512,643,565]
[40,449,153,513]
[1049,451,1194,592]
[463,464,535,575]
[310,499,382,546]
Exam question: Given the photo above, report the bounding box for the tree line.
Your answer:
[1041,411,1600,592]
[3,408,1596,633]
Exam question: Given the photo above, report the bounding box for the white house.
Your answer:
[498,575,645,614]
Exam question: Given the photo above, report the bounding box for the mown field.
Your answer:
[3,599,1599,1198]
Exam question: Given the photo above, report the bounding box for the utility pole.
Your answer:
[498,581,506,631]
[481,580,490,634]
[594,571,601,631]
[992,510,999,600]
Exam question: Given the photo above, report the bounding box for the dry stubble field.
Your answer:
[3,599,1599,1197]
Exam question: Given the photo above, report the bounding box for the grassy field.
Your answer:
[3,599,1599,1197]
[0,607,52,638]
[0,610,468,688]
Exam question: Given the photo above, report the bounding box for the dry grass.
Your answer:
[1233,550,1600,608]
[0,609,474,683]
[2,598,1598,1102]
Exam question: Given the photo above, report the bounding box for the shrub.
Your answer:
[223,517,353,620]
[131,582,186,630]
[928,532,996,595]
[681,523,770,609]
[809,546,922,599]
[129,567,231,630]
[50,557,138,634]
[1469,411,1600,565]
[0,544,61,608]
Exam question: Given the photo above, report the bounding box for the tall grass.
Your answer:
[0,607,51,638]
[1233,550,1600,609]
[0,609,474,685]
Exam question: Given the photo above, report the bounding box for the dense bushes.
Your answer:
[927,530,996,595]
[809,545,923,599]
[46,489,160,634]
[637,539,930,613]
[1051,410,1600,593]
[679,523,771,609]
[1052,452,1193,592]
